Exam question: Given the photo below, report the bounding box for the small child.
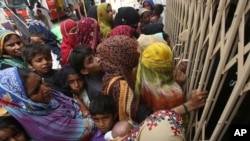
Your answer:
[28,32,61,70]
[104,120,134,140]
[0,116,31,141]
[151,4,164,23]
[61,65,90,117]
[138,8,151,33]
[36,9,51,29]
[21,43,71,97]
[69,45,103,101]
[89,95,118,141]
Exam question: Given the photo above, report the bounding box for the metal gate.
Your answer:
[165,0,250,140]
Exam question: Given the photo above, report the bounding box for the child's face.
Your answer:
[92,113,115,134]
[29,36,45,45]
[0,126,28,141]
[143,2,152,11]
[81,54,102,75]
[140,12,151,24]
[29,53,52,75]
[67,74,84,95]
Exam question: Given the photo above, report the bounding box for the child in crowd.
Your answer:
[28,32,61,70]
[21,43,71,97]
[0,116,31,141]
[151,4,164,23]
[61,65,90,117]
[138,8,151,33]
[69,45,103,101]
[36,9,51,29]
[104,120,133,140]
[88,95,118,141]
[142,0,154,16]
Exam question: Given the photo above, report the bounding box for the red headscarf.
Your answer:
[60,19,78,65]
[78,17,102,51]
[108,25,137,38]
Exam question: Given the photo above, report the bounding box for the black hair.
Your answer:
[154,4,164,16]
[21,43,51,63]
[69,45,93,74]
[141,22,164,35]
[89,95,117,116]
[17,67,34,89]
[0,116,29,139]
[3,34,21,44]
[61,64,80,76]
[56,64,83,97]
[37,9,42,13]
[28,32,46,43]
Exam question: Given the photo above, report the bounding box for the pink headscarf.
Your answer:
[78,17,102,51]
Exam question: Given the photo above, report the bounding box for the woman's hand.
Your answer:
[187,90,208,111]
[174,69,186,87]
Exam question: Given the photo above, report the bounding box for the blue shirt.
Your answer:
[89,129,106,141]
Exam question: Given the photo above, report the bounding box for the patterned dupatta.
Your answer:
[135,42,186,111]
[0,67,94,141]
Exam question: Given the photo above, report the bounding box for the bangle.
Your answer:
[182,103,188,114]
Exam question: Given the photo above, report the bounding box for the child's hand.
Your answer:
[73,94,90,118]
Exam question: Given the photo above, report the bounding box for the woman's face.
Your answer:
[106,5,113,18]
[26,72,52,104]
[3,34,24,57]
[0,125,28,141]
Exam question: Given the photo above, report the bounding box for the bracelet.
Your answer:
[182,103,188,114]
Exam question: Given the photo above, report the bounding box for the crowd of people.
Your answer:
[0,0,208,141]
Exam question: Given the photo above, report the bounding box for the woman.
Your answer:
[135,42,186,111]
[97,35,152,123]
[135,42,208,114]
[108,25,140,39]
[97,3,113,38]
[113,7,140,29]
[0,29,27,70]
[0,67,95,141]
[109,110,186,141]
[60,19,79,65]
[78,17,102,52]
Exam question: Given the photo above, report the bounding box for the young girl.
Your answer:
[61,65,90,117]
[138,8,151,33]
[142,0,154,16]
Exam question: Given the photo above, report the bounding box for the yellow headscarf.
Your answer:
[135,42,185,111]
[97,3,113,38]
[0,30,17,57]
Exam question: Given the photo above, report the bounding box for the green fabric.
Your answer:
[0,56,27,69]
[97,3,113,38]
[51,24,62,43]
